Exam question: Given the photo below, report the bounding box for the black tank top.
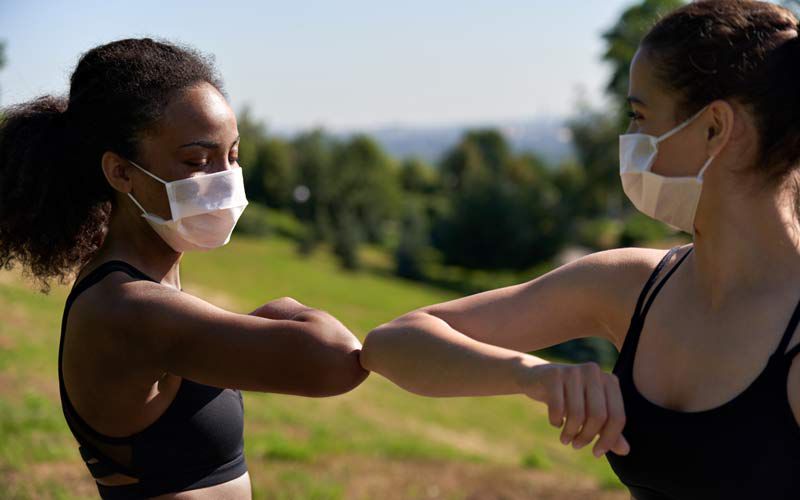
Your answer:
[58,260,248,499]
[606,246,800,499]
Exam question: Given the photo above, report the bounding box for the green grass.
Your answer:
[0,235,626,498]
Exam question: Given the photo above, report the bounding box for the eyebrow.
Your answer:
[179,136,241,149]
[626,96,646,106]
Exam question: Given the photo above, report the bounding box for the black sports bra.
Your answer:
[606,246,800,499]
[58,260,248,499]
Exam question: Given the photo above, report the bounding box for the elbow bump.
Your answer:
[314,348,369,396]
[361,323,397,370]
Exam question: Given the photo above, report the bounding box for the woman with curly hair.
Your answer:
[362,1,800,498]
[0,38,368,499]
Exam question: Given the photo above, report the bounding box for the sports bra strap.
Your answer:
[71,261,158,297]
[774,294,800,361]
[639,246,693,322]
[784,343,800,363]
[633,246,680,322]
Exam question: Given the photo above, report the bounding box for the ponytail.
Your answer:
[0,95,111,291]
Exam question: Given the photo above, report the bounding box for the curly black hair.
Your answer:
[0,38,223,291]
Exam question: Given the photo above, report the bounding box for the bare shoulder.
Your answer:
[66,270,190,373]
[567,246,674,351]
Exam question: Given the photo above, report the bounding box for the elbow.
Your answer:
[361,311,426,373]
[300,313,370,397]
[308,344,369,397]
[360,322,394,372]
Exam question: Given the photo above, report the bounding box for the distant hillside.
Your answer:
[278,116,576,166]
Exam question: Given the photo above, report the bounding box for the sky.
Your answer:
[1,0,640,132]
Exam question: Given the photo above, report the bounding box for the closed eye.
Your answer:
[627,110,643,122]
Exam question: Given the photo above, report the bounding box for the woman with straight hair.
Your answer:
[0,38,368,499]
[362,1,800,498]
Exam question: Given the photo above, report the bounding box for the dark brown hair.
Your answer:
[642,0,800,182]
[0,39,222,291]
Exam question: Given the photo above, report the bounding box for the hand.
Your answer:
[249,297,312,320]
[524,361,630,458]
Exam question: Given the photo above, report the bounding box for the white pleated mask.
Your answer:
[127,161,249,252]
[619,105,714,235]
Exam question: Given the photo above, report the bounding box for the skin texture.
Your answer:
[61,82,369,496]
[361,47,800,460]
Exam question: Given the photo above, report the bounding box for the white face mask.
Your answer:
[127,161,249,252]
[619,105,714,235]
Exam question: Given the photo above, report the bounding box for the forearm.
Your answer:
[361,311,549,397]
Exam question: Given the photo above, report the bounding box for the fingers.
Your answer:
[571,364,607,451]
[560,366,586,445]
[610,434,631,456]
[551,363,630,458]
[547,375,565,428]
[593,374,629,457]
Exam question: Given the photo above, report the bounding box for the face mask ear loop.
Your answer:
[129,160,168,184]
[127,192,149,216]
[697,154,716,181]
[655,105,711,144]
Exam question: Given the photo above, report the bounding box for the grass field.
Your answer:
[0,235,628,499]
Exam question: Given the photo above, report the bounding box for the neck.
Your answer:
[91,202,183,290]
[691,172,800,308]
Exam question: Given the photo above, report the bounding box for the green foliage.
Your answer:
[602,0,685,112]
[432,132,565,270]
[618,211,672,247]
[540,337,619,369]
[399,157,437,194]
[574,217,624,250]
[329,134,401,245]
[234,203,310,241]
[394,199,432,280]
[566,110,626,221]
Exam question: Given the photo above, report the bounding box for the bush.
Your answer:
[234,203,310,241]
[618,212,672,247]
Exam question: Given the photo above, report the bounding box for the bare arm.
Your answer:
[361,247,661,392]
[360,247,667,457]
[94,278,369,397]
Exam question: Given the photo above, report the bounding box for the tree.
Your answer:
[258,138,294,209]
[432,132,565,270]
[237,107,270,204]
[329,134,401,246]
[399,157,436,194]
[291,129,336,247]
[395,199,430,280]
[602,0,685,114]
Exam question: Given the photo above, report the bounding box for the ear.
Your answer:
[101,151,133,194]
[706,100,735,158]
